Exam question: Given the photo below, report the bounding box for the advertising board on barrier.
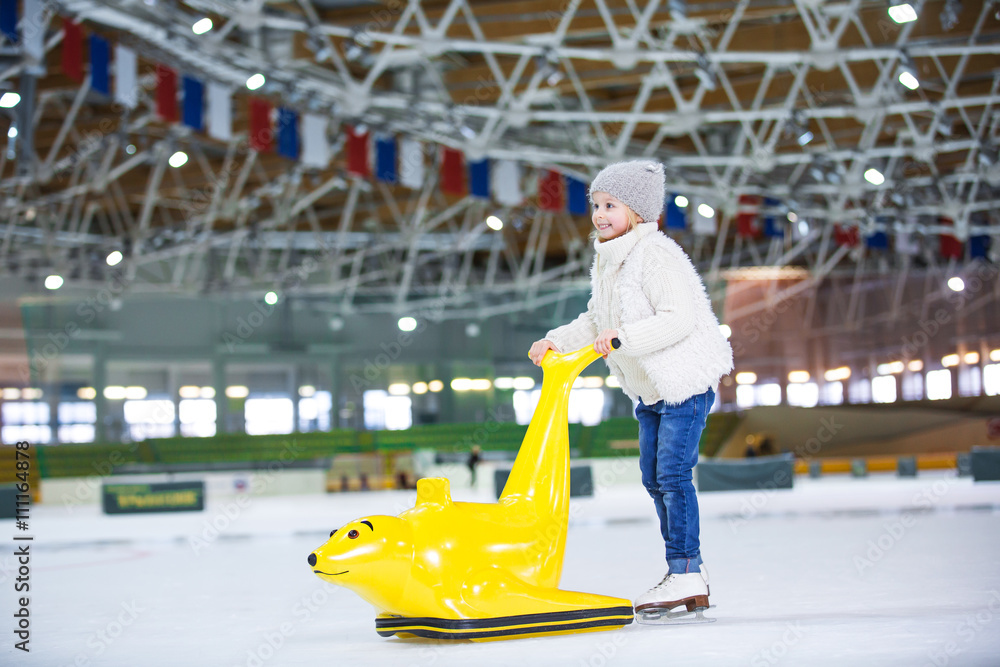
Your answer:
[102,481,206,514]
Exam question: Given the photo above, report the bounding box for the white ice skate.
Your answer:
[634,567,715,625]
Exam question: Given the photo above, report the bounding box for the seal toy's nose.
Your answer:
[308,553,317,567]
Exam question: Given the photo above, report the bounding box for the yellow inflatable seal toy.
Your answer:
[308,341,633,641]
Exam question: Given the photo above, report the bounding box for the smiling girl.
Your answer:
[528,160,733,619]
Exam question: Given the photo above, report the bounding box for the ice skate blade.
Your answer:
[636,605,716,626]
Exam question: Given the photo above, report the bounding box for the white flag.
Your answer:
[301,114,330,168]
[894,225,920,255]
[399,137,424,189]
[114,45,138,109]
[692,202,717,236]
[207,83,232,141]
[23,0,46,72]
[491,160,523,206]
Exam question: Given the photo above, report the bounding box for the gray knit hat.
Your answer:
[588,160,666,224]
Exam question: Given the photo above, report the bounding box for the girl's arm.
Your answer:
[543,295,599,354]
[617,254,696,355]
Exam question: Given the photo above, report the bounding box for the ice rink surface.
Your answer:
[3,473,1000,667]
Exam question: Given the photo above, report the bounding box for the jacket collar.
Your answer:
[594,222,658,269]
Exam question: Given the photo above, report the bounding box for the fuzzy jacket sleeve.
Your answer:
[617,250,695,356]
[544,296,598,353]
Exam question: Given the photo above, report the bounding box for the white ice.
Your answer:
[3,473,1000,667]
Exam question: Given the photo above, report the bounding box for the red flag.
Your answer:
[440,147,465,195]
[62,20,83,83]
[834,224,859,247]
[938,217,963,259]
[248,97,272,152]
[346,126,370,178]
[155,64,178,122]
[538,170,565,212]
[736,194,762,238]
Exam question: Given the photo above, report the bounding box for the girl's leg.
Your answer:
[653,389,714,574]
[636,400,670,550]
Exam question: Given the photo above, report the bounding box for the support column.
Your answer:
[94,350,107,443]
[213,356,227,435]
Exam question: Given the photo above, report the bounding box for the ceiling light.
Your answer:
[225,385,249,398]
[888,3,917,24]
[0,92,20,108]
[964,351,980,365]
[697,203,715,218]
[941,354,959,368]
[388,383,411,396]
[797,130,814,146]
[298,385,316,397]
[398,316,417,332]
[864,168,885,186]
[106,250,123,266]
[428,380,444,392]
[719,324,731,339]
[486,215,503,230]
[264,291,278,305]
[788,371,811,383]
[908,360,924,371]
[674,195,689,208]
[125,144,136,155]
[898,68,920,90]
[44,274,63,290]
[246,73,265,90]
[192,18,213,35]
[168,151,188,168]
[412,382,428,395]
[7,126,17,139]
[947,277,965,292]
[735,372,757,385]
[824,367,851,382]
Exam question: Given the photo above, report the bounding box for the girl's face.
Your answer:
[591,191,638,241]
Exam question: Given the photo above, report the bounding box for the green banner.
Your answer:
[102,481,205,514]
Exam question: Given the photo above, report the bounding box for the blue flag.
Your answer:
[970,235,991,260]
[182,76,204,131]
[0,0,17,44]
[376,136,397,183]
[665,195,686,230]
[277,108,299,161]
[90,34,110,95]
[567,176,588,216]
[469,158,489,199]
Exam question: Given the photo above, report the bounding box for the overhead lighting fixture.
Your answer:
[168,151,188,168]
[512,377,535,390]
[125,144,136,155]
[605,375,621,388]
[192,17,213,35]
[246,73,265,90]
[412,382,428,395]
[697,203,715,218]
[77,387,97,400]
[486,215,503,231]
[179,385,201,399]
[797,130,814,146]
[941,354,959,368]
[877,361,905,375]
[908,359,924,372]
[388,383,411,396]
[7,126,16,139]
[947,277,965,292]
[397,316,417,332]
[264,291,278,305]
[864,168,885,186]
[888,3,917,23]
[106,250,123,266]
[674,195,689,208]
[824,367,851,382]
[787,211,798,223]
[897,64,920,90]
[798,221,809,236]
[104,386,127,400]
[428,380,444,392]
[44,274,63,290]
[299,385,316,397]
[0,92,19,108]
[225,385,249,398]
[964,351,980,365]
[735,372,757,385]
[719,324,731,339]
[788,371,811,383]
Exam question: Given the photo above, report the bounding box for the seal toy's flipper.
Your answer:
[415,477,453,507]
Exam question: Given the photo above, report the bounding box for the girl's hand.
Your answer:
[528,339,561,365]
[594,329,619,357]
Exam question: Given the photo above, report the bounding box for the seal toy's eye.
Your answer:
[329,529,337,537]
[348,529,360,539]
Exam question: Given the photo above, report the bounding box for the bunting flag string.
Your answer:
[0,0,17,44]
[664,195,686,230]
[834,224,859,247]
[491,160,522,206]
[938,217,963,259]
[538,169,564,212]
[736,194,762,238]
[763,198,783,238]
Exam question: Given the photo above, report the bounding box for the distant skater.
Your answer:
[467,445,481,487]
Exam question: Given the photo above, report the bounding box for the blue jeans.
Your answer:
[636,389,715,575]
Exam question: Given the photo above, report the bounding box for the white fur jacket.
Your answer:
[545,223,733,405]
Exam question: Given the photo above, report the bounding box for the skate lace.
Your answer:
[647,573,675,593]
